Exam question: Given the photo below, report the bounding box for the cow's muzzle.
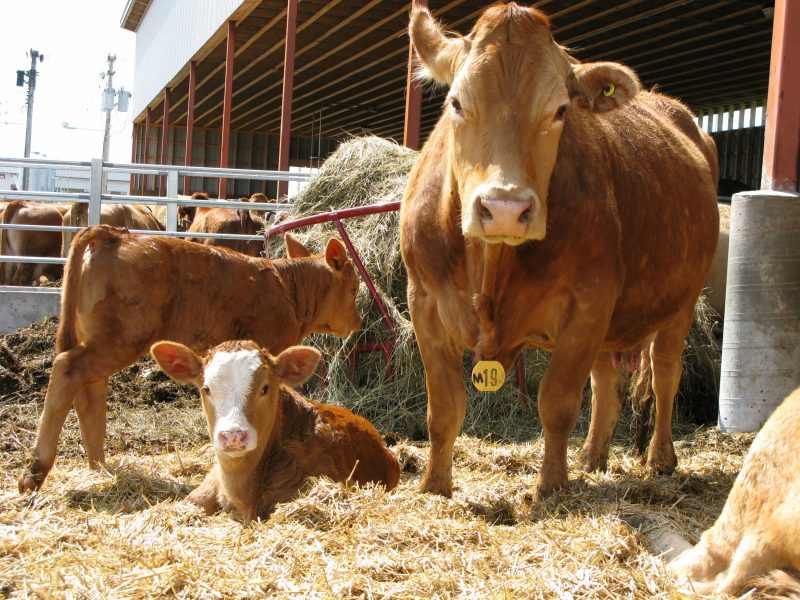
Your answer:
[469,188,545,243]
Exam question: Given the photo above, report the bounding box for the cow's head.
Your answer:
[410,3,640,244]
[285,233,362,337]
[151,340,320,459]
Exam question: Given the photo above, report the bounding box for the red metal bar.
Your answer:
[130,122,138,194]
[277,0,298,199]
[762,0,800,191]
[184,61,197,195]
[266,201,401,238]
[219,21,236,199]
[144,107,152,193]
[159,87,171,197]
[403,0,427,150]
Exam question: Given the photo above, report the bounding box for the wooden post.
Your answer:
[219,21,236,199]
[761,0,800,192]
[184,61,197,195]
[403,0,427,150]
[144,107,152,193]
[159,87,171,197]
[277,0,298,199]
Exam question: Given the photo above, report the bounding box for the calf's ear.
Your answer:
[568,61,641,112]
[324,238,348,271]
[409,7,469,86]
[284,233,311,258]
[151,341,203,385]
[274,346,321,387]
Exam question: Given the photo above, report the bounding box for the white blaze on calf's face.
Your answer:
[201,348,263,455]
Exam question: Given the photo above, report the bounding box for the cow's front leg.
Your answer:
[537,314,608,498]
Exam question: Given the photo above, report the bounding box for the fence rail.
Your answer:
[0,157,309,271]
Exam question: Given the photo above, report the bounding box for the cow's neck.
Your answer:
[274,259,330,338]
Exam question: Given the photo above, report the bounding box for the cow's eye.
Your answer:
[260,384,269,395]
[450,97,464,117]
[350,287,357,295]
[554,104,568,121]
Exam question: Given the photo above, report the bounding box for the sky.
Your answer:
[0,0,135,164]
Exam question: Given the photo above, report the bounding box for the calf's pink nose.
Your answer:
[217,429,251,451]
[479,196,531,238]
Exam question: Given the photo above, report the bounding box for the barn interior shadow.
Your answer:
[66,467,193,514]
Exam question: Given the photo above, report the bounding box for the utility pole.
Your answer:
[101,54,116,193]
[17,49,44,190]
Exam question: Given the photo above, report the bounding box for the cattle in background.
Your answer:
[0,201,67,285]
[152,339,400,521]
[704,203,730,319]
[60,201,163,257]
[626,387,800,595]
[400,5,719,498]
[18,226,362,492]
[186,197,265,257]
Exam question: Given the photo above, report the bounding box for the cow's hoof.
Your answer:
[580,447,609,473]
[186,488,219,515]
[18,472,44,494]
[646,445,677,475]
[535,477,569,500]
[419,474,453,498]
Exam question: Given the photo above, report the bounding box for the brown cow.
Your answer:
[151,339,400,521]
[626,387,800,595]
[18,225,362,492]
[400,5,719,498]
[61,201,164,257]
[0,200,67,285]
[186,202,264,257]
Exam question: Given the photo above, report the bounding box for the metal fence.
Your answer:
[0,157,311,276]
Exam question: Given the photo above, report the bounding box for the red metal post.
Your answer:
[159,87,171,197]
[144,107,152,193]
[184,61,197,195]
[277,0,298,199]
[403,0,427,150]
[130,122,138,194]
[219,21,236,199]
[762,0,800,192]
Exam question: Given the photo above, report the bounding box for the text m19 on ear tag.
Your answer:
[471,360,505,392]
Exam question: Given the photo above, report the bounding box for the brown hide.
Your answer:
[703,203,730,318]
[18,225,362,492]
[151,340,400,521]
[400,5,719,498]
[666,388,800,594]
[61,202,164,256]
[187,206,264,257]
[0,201,66,285]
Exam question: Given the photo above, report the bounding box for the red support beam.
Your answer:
[761,0,800,192]
[130,122,138,194]
[159,87,171,197]
[219,21,236,199]
[184,61,197,195]
[144,107,152,193]
[277,0,298,199]
[403,0,427,150]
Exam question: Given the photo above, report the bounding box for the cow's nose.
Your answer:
[479,196,532,238]
[217,428,251,451]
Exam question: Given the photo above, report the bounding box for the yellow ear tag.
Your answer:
[602,83,615,97]
[471,360,505,392]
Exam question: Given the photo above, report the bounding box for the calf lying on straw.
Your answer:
[151,339,401,521]
[624,387,800,595]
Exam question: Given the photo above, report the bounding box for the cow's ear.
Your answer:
[324,238,348,271]
[151,341,203,385]
[409,7,469,86]
[284,233,311,258]
[568,62,640,112]
[273,346,321,387]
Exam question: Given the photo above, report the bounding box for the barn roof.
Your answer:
[129,0,776,144]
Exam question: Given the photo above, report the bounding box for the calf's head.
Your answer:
[410,3,640,245]
[284,233,362,337]
[152,340,320,458]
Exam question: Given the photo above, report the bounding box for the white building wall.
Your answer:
[132,0,245,117]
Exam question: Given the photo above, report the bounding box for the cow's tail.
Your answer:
[629,351,654,456]
[55,226,115,353]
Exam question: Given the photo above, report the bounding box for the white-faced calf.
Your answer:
[151,339,401,521]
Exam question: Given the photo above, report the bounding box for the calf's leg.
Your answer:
[73,378,109,468]
[581,352,622,472]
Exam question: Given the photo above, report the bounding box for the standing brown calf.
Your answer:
[186,204,264,257]
[152,339,400,521]
[18,225,362,492]
[0,200,66,285]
